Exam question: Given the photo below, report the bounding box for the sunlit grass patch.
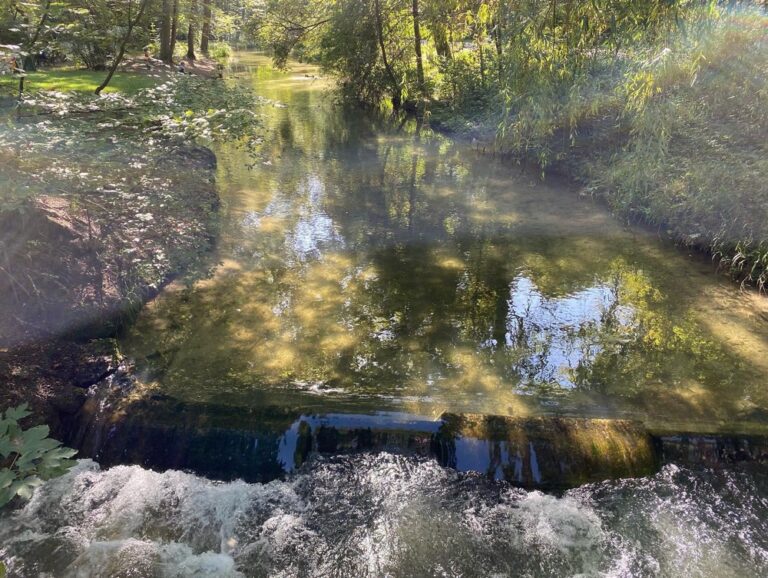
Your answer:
[0,68,159,95]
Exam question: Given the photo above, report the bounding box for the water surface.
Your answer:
[123,53,768,434]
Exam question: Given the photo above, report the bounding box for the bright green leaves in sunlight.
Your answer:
[0,404,77,508]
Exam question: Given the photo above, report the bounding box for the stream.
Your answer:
[123,54,768,433]
[3,53,768,577]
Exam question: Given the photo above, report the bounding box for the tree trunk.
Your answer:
[186,0,197,60]
[159,0,173,62]
[95,0,150,95]
[493,18,503,84]
[200,0,212,55]
[169,0,179,58]
[432,25,451,61]
[187,23,196,60]
[411,0,425,96]
[477,33,485,86]
[374,0,401,109]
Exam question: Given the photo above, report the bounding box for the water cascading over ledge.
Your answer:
[66,386,768,489]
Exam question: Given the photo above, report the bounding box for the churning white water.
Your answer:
[1,455,767,577]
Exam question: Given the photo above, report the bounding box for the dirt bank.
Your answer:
[0,144,219,431]
[120,55,223,79]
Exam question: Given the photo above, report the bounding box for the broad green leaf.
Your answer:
[4,404,30,422]
[0,469,14,489]
[20,425,51,446]
[0,405,76,510]
[0,436,13,459]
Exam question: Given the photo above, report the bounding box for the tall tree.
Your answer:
[187,0,197,60]
[200,0,212,55]
[411,0,425,96]
[169,0,180,57]
[187,23,196,59]
[374,0,402,109]
[23,0,52,70]
[159,0,173,62]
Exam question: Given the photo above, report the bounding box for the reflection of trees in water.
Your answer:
[568,263,752,409]
[503,274,634,388]
[125,96,764,421]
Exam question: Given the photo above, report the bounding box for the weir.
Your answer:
[66,389,768,489]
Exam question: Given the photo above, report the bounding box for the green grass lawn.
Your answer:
[0,68,159,96]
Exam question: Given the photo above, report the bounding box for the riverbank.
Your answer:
[427,10,768,289]
[0,55,225,97]
[0,143,219,432]
[0,55,265,430]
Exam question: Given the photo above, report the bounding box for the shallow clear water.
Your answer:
[2,456,767,577]
[122,53,768,434]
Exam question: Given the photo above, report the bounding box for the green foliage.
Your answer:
[0,0,149,71]
[63,0,120,70]
[11,73,263,143]
[316,0,383,102]
[208,41,232,63]
[141,74,263,142]
[0,404,77,509]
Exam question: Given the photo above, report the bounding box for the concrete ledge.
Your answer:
[66,391,768,489]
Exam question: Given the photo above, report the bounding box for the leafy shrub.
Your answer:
[0,404,77,508]
[209,42,233,63]
[438,52,489,113]
[591,10,768,287]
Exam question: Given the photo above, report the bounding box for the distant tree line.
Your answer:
[246,0,765,110]
[0,0,255,72]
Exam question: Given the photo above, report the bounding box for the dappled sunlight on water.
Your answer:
[121,53,768,433]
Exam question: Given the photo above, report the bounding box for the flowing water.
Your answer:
[3,53,768,577]
[2,456,768,577]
